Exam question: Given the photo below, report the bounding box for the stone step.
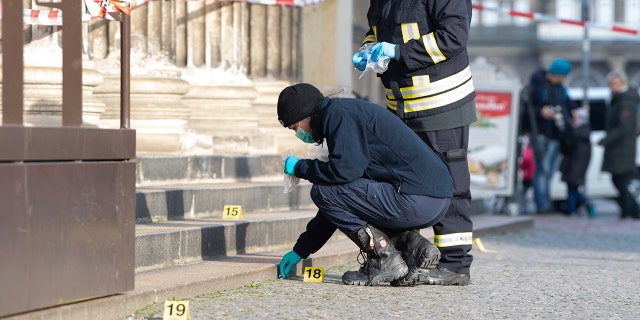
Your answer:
[135,180,314,222]
[136,155,286,186]
[134,209,327,273]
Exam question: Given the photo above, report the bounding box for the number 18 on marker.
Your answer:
[303,266,324,283]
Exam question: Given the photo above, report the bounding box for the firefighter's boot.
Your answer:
[390,230,440,286]
[341,225,408,286]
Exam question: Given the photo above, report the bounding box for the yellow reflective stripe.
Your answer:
[423,32,446,64]
[433,232,473,247]
[401,22,420,43]
[386,66,473,100]
[412,75,430,86]
[363,34,377,45]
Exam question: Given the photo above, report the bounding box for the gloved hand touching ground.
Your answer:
[279,250,302,278]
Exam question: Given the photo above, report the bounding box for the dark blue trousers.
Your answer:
[310,178,450,233]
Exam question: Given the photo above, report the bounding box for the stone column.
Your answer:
[206,0,222,68]
[266,6,281,78]
[175,1,188,67]
[131,1,148,59]
[188,1,206,67]
[162,0,173,57]
[249,4,267,78]
[220,3,233,70]
[88,19,109,60]
[147,0,163,55]
[281,6,292,79]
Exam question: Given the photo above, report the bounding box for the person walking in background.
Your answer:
[518,136,536,213]
[276,83,453,286]
[528,58,577,214]
[598,71,640,220]
[351,0,476,286]
[559,107,596,218]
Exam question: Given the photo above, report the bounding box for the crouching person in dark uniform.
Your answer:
[277,83,453,286]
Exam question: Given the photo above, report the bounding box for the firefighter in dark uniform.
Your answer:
[352,0,476,285]
[276,83,453,286]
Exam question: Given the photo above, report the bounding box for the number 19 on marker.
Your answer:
[163,300,190,320]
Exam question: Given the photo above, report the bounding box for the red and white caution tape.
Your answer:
[3,0,326,25]
[472,3,639,37]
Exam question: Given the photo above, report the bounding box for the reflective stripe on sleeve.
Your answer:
[401,22,420,43]
[423,32,446,64]
[434,232,473,247]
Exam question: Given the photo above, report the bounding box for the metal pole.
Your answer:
[121,13,131,129]
[581,0,590,108]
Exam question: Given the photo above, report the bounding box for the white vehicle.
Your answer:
[548,87,640,200]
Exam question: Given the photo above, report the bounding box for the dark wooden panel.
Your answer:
[0,127,136,161]
[0,161,136,317]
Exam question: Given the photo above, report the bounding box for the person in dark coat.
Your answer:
[276,83,453,286]
[598,71,640,219]
[559,107,595,217]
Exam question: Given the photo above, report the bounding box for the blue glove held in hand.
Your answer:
[279,250,302,278]
[370,42,396,62]
[352,52,367,71]
[284,156,299,176]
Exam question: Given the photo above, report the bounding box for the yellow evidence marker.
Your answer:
[163,300,190,320]
[303,266,325,283]
[473,238,497,253]
[222,205,243,220]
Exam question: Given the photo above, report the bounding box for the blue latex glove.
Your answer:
[370,42,396,62]
[352,52,367,71]
[284,156,299,176]
[279,250,302,278]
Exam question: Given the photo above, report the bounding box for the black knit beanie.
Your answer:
[277,83,324,127]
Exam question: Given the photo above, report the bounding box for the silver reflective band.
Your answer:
[434,232,473,247]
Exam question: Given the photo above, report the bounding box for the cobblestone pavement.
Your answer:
[130,213,640,320]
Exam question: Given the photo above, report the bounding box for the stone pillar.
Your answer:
[206,0,222,68]
[131,1,148,59]
[175,1,188,67]
[188,1,206,67]
[147,0,163,55]
[281,6,292,79]
[220,3,233,70]
[162,0,173,57]
[88,19,109,60]
[266,6,281,78]
[237,2,250,73]
[249,4,267,78]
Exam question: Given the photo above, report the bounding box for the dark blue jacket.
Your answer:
[292,97,452,258]
[529,69,576,139]
[295,97,452,198]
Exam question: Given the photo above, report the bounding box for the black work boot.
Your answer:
[341,225,408,286]
[390,230,440,287]
[421,265,470,286]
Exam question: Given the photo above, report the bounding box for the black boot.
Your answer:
[341,225,408,286]
[390,230,440,287]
